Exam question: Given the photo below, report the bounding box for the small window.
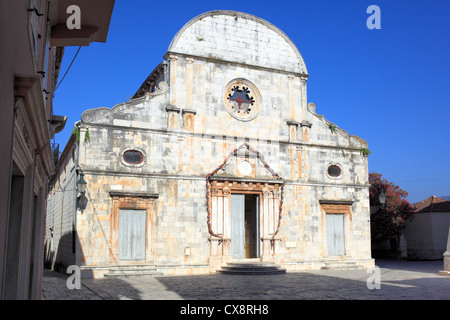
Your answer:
[327,165,341,177]
[123,150,144,165]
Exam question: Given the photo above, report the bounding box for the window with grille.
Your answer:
[123,150,144,165]
[327,165,341,177]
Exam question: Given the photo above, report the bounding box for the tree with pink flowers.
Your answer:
[369,172,415,244]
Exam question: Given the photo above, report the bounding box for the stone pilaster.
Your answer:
[439,227,450,276]
[287,120,299,142]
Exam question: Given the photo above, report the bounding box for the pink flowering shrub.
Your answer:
[369,172,415,243]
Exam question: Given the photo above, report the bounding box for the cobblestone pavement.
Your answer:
[41,260,450,300]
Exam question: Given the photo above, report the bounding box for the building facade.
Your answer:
[0,0,114,299]
[46,10,374,278]
[404,196,450,260]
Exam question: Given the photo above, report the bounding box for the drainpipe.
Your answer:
[72,121,80,262]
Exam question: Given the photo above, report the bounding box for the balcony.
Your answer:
[50,0,115,47]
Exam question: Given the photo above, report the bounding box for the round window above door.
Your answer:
[223,79,261,122]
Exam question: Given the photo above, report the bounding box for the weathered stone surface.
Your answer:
[47,10,373,278]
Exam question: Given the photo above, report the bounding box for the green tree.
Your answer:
[369,172,415,244]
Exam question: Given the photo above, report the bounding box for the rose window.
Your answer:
[223,79,261,121]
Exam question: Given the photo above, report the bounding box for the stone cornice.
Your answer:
[319,200,355,205]
[80,168,370,189]
[163,51,309,79]
[14,74,57,176]
[81,81,169,124]
[109,191,159,199]
[307,102,367,148]
[132,61,166,99]
[78,121,365,153]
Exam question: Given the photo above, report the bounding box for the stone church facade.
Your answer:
[46,10,374,278]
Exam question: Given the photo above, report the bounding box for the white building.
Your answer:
[404,196,450,260]
[46,10,374,278]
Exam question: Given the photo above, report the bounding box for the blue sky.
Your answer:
[53,0,450,203]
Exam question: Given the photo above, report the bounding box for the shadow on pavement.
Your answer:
[41,260,450,300]
[375,259,445,274]
[41,268,144,300]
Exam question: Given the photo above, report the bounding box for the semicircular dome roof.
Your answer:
[168,10,307,74]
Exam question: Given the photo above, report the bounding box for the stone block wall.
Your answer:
[76,109,372,272]
[169,11,306,74]
[45,145,77,273]
[72,10,373,275]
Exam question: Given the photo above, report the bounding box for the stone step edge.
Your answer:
[105,265,161,277]
[321,262,364,270]
[227,261,276,264]
[218,269,286,275]
[104,273,164,278]
[225,263,281,268]
[222,265,283,270]
[108,266,157,271]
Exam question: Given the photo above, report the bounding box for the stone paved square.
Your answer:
[41,260,450,301]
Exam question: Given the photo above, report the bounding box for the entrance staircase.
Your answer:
[104,265,163,278]
[219,259,286,275]
[321,258,364,270]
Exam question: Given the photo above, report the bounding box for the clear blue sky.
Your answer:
[53,0,450,204]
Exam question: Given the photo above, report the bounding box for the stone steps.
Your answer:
[321,260,364,270]
[104,265,163,278]
[219,261,286,275]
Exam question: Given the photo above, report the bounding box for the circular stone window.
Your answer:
[223,79,261,121]
[121,148,146,167]
[327,165,341,178]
